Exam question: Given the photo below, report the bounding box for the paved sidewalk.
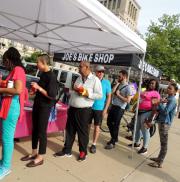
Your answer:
[1,116,180,182]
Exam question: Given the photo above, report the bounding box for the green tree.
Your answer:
[24,51,42,63]
[145,14,180,81]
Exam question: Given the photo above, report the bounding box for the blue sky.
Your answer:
[137,0,180,35]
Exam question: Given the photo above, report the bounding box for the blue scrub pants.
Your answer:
[1,96,20,169]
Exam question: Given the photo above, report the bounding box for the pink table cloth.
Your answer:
[14,102,68,138]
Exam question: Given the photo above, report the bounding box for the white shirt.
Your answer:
[69,73,102,108]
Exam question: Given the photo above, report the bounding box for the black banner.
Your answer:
[54,52,139,66]
[53,52,162,78]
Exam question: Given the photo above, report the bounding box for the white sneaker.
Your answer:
[53,151,72,158]
[0,167,11,180]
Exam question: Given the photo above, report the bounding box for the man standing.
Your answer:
[54,61,102,161]
[89,65,111,154]
[105,70,132,149]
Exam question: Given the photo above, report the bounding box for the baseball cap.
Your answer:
[170,79,176,82]
[95,65,105,72]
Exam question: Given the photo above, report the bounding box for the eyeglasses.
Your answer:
[97,70,104,73]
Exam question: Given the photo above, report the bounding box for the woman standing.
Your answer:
[0,47,26,180]
[129,79,160,154]
[148,83,178,168]
[21,54,57,167]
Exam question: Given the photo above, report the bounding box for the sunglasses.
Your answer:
[97,70,104,73]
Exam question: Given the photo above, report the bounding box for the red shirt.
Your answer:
[10,66,26,121]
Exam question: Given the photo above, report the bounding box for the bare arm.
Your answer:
[31,82,52,99]
[103,93,111,117]
[116,90,132,103]
[112,83,119,94]
[0,80,23,95]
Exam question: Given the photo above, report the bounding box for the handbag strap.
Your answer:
[116,84,128,93]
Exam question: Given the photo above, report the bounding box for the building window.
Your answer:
[130,3,133,17]
[131,4,135,19]
[134,9,137,21]
[104,0,107,7]
[117,0,121,9]
[108,0,114,10]
[128,1,131,15]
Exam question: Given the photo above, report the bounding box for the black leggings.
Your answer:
[32,104,51,155]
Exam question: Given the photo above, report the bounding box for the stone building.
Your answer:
[98,0,141,31]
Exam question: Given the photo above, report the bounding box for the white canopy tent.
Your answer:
[0,0,147,158]
[0,0,146,54]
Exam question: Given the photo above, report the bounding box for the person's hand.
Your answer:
[30,82,39,94]
[31,82,40,90]
[74,85,83,93]
[74,85,88,97]
[160,98,168,103]
[152,98,160,105]
[81,88,89,97]
[102,109,108,119]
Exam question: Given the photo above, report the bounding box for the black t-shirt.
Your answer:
[34,70,57,107]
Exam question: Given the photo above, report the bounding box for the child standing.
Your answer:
[148,83,178,168]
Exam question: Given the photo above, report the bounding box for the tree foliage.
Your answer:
[24,51,42,63]
[145,14,180,81]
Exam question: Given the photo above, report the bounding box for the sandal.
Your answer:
[148,162,162,168]
[149,157,159,162]
[20,154,37,161]
[26,160,44,167]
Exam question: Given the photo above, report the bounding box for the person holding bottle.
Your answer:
[148,83,178,168]
[54,61,102,161]
[128,79,160,155]
[0,47,26,180]
[21,54,57,167]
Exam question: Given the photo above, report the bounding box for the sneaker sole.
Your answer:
[61,154,72,158]
[0,170,11,180]
[78,158,86,162]
[128,145,141,149]
[139,151,148,155]
[78,156,87,162]
[53,154,72,158]
[89,150,96,154]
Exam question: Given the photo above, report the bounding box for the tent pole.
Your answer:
[127,67,131,82]
[48,43,51,55]
[131,53,145,159]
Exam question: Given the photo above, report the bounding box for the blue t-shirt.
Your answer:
[92,79,111,110]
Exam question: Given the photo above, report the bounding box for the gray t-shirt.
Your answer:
[112,83,131,109]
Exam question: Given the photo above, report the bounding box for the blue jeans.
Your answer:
[1,96,20,169]
[135,111,152,148]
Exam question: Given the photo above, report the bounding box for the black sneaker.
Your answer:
[106,139,116,145]
[105,143,115,150]
[125,136,133,141]
[78,152,87,161]
[53,151,72,158]
[106,140,113,145]
[128,143,140,148]
[90,145,96,154]
[138,147,147,155]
